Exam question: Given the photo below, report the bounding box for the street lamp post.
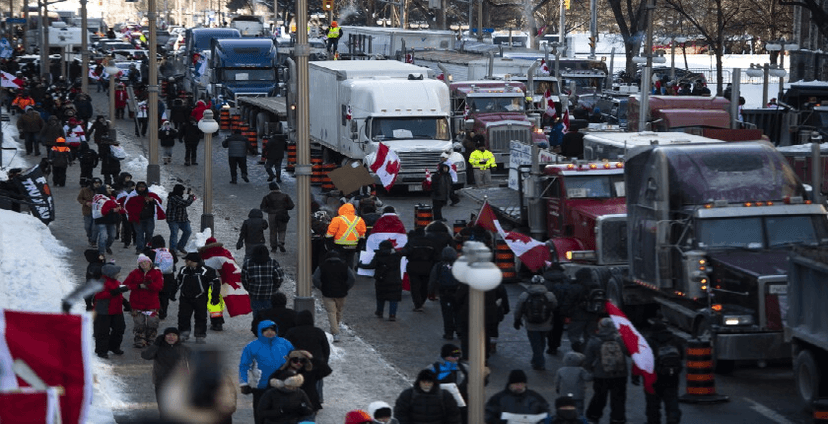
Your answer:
[81,0,88,94]
[746,63,770,107]
[452,241,503,424]
[198,109,219,231]
[146,0,161,185]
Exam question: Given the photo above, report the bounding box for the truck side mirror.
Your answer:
[464,119,474,131]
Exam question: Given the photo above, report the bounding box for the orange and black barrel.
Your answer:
[494,239,516,282]
[814,399,828,423]
[286,144,297,172]
[679,338,729,403]
[220,108,230,130]
[414,204,433,229]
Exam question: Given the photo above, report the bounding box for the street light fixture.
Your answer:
[452,241,502,424]
[198,109,219,231]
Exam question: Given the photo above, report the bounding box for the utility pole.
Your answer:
[146,0,160,185]
[637,0,654,133]
[476,0,482,40]
[294,0,313,316]
[588,0,596,59]
[559,0,565,55]
[81,0,88,93]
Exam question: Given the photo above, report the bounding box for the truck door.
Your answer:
[544,177,565,236]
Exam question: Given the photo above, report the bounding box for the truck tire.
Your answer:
[794,349,822,408]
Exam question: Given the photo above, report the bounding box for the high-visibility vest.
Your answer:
[327,27,340,39]
[335,215,361,246]
[207,285,225,317]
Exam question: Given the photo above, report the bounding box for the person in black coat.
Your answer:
[425,220,454,254]
[158,121,179,165]
[181,117,203,166]
[455,282,510,360]
[284,310,331,405]
[170,98,191,141]
[251,292,297,338]
[263,131,287,182]
[400,227,439,312]
[359,239,403,321]
[237,208,269,262]
[256,369,314,424]
[430,163,454,221]
[637,319,683,424]
[394,369,461,424]
[270,350,332,413]
[484,369,550,424]
[141,327,191,403]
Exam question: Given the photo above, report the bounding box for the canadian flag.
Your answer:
[606,301,657,394]
[369,142,401,191]
[199,237,252,317]
[422,168,432,191]
[358,212,408,279]
[474,202,550,272]
[540,59,550,76]
[544,90,557,119]
[0,310,93,424]
[463,103,470,120]
[0,70,22,89]
[561,107,570,134]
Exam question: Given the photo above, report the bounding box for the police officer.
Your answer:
[468,143,495,187]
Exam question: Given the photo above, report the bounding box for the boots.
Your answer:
[180,331,190,342]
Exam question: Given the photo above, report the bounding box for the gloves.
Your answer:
[631,375,641,386]
[210,295,220,306]
[240,384,253,395]
[236,241,243,250]
[513,321,521,330]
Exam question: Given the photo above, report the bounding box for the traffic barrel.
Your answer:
[286,144,296,172]
[220,108,230,130]
[243,126,258,155]
[453,220,466,250]
[814,399,828,423]
[414,204,433,229]
[321,164,336,192]
[230,115,241,132]
[259,135,269,164]
[310,157,324,186]
[679,338,730,403]
[494,238,516,282]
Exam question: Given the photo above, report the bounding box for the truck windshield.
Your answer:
[696,215,828,249]
[221,69,275,81]
[468,96,525,113]
[564,174,625,198]
[371,117,451,141]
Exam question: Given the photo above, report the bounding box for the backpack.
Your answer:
[524,292,553,324]
[437,263,459,291]
[586,288,606,314]
[154,248,174,274]
[655,344,683,377]
[599,339,625,373]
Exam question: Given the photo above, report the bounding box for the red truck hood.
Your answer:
[474,113,532,126]
[570,199,627,219]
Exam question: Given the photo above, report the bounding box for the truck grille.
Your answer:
[488,125,531,154]
[398,151,442,182]
[597,216,628,265]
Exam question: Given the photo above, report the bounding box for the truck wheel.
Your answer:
[794,350,821,408]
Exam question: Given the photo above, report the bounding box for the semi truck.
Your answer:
[184,27,241,96]
[786,245,828,407]
[449,80,546,167]
[207,38,279,107]
[290,60,465,190]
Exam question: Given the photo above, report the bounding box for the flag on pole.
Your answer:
[474,201,549,272]
[544,90,557,119]
[0,70,22,89]
[540,60,550,76]
[369,143,401,191]
[561,107,570,133]
[0,310,93,424]
[199,237,252,317]
[606,301,657,394]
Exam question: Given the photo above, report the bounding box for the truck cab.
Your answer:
[541,162,628,266]
[184,28,241,95]
[449,80,547,167]
[208,38,278,107]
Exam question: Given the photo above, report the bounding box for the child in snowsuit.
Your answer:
[555,350,592,417]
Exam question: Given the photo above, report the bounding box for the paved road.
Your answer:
[28,86,811,423]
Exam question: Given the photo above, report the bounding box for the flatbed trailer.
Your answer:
[235,96,289,137]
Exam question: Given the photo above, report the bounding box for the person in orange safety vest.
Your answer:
[325,203,366,268]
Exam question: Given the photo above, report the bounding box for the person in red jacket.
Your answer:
[124,181,166,254]
[190,99,209,122]
[93,263,128,359]
[123,254,164,348]
[114,83,128,119]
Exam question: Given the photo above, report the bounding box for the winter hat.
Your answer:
[343,410,372,424]
[507,369,527,385]
[172,184,185,196]
[555,395,577,409]
[416,369,436,383]
[137,254,153,265]
[269,181,280,191]
[183,252,201,262]
[441,343,461,358]
[101,263,121,278]
[163,327,180,336]
[378,240,393,251]
[368,401,393,420]
[382,205,396,214]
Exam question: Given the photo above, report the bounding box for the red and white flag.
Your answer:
[0,70,23,89]
[422,168,432,191]
[606,301,657,394]
[475,202,549,272]
[544,90,557,119]
[358,212,408,278]
[199,237,252,317]
[369,143,401,191]
[0,310,93,424]
[562,107,570,134]
[540,59,550,76]
[443,159,459,183]
[463,103,471,120]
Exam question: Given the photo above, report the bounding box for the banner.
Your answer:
[13,165,55,225]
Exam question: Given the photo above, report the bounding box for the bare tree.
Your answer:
[780,0,828,43]
[606,0,650,80]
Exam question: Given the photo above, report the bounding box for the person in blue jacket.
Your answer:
[239,319,295,424]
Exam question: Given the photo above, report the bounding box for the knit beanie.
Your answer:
[163,327,180,336]
[343,410,373,424]
[137,254,153,265]
[507,369,527,385]
[441,343,461,358]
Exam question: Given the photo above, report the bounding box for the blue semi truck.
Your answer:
[206,38,279,107]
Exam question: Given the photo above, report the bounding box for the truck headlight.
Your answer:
[722,315,754,326]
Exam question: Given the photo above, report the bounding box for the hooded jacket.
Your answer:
[271,350,332,411]
[284,310,330,364]
[124,184,166,223]
[554,351,592,400]
[17,108,44,133]
[428,246,459,297]
[360,240,403,302]
[141,332,191,385]
[584,321,629,379]
[238,209,269,251]
[312,251,355,298]
[191,100,209,121]
[122,260,164,310]
[326,203,366,246]
[239,320,295,390]
[394,370,461,424]
[513,284,558,331]
[256,372,313,424]
[368,401,399,424]
[39,116,65,146]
